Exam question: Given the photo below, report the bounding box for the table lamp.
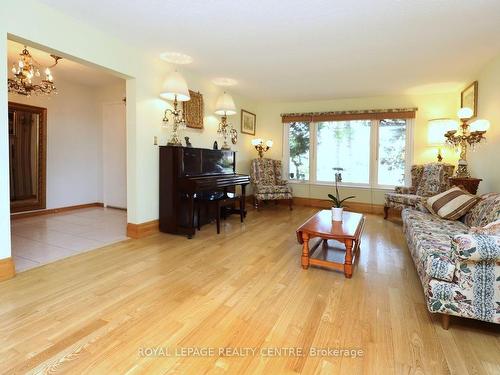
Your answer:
[427,118,458,162]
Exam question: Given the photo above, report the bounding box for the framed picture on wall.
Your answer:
[183,90,204,129]
[461,81,478,118]
[241,109,256,135]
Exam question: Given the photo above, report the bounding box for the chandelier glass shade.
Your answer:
[8,46,60,96]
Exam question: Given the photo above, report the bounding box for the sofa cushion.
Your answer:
[426,187,480,220]
[410,164,424,191]
[255,185,292,194]
[385,193,422,207]
[403,209,469,283]
[452,233,500,262]
[464,193,500,227]
[471,219,500,235]
[416,163,454,197]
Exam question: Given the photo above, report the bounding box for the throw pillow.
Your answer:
[470,219,500,235]
[426,186,480,220]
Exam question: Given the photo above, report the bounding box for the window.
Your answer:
[317,120,371,184]
[377,119,407,186]
[283,118,413,187]
[288,122,310,181]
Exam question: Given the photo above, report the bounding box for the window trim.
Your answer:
[282,118,414,188]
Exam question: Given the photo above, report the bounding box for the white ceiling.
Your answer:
[38,0,500,101]
[7,40,123,88]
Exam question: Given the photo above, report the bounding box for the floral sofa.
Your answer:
[402,192,500,328]
[384,163,455,218]
[250,158,293,210]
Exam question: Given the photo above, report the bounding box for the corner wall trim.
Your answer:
[127,220,159,239]
[10,202,105,220]
[0,257,15,282]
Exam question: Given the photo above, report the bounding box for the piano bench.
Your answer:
[195,192,244,234]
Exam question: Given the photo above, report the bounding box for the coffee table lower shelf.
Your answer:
[303,237,361,278]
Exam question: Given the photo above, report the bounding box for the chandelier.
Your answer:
[160,70,190,146]
[215,92,237,150]
[444,107,490,177]
[8,46,61,96]
[251,138,273,158]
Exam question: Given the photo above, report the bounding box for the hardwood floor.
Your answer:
[1,206,499,374]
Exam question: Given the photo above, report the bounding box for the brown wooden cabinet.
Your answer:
[449,177,482,195]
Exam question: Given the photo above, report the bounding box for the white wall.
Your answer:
[468,53,500,194]
[0,0,261,261]
[9,79,103,209]
[102,102,127,208]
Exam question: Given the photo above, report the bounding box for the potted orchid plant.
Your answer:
[328,168,355,221]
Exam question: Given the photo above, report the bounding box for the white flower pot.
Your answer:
[331,207,343,222]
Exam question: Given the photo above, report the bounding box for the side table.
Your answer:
[449,177,482,195]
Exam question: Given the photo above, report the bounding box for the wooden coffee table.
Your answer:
[296,210,365,278]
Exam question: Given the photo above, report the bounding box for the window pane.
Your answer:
[288,122,310,180]
[378,119,407,186]
[316,120,371,184]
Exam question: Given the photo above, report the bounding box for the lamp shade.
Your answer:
[251,138,262,146]
[215,92,236,116]
[160,71,190,101]
[470,119,490,132]
[457,107,473,120]
[428,118,458,145]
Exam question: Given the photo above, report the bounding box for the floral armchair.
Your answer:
[384,163,455,218]
[250,158,293,210]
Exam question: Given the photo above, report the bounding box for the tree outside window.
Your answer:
[378,119,407,186]
[288,122,310,180]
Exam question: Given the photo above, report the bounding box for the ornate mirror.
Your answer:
[8,102,47,213]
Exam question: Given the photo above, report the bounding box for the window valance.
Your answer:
[281,108,417,123]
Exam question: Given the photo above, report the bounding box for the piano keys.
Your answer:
[159,146,250,238]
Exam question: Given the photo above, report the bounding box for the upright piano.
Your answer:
[159,146,250,238]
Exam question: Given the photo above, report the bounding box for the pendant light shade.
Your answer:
[215,92,236,116]
[160,71,190,101]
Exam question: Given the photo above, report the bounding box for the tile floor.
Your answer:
[11,207,128,272]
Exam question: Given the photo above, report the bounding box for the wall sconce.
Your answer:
[427,118,458,162]
[444,107,490,177]
[215,92,237,150]
[160,70,190,146]
[252,138,273,158]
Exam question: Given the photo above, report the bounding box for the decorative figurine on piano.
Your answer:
[184,136,192,147]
